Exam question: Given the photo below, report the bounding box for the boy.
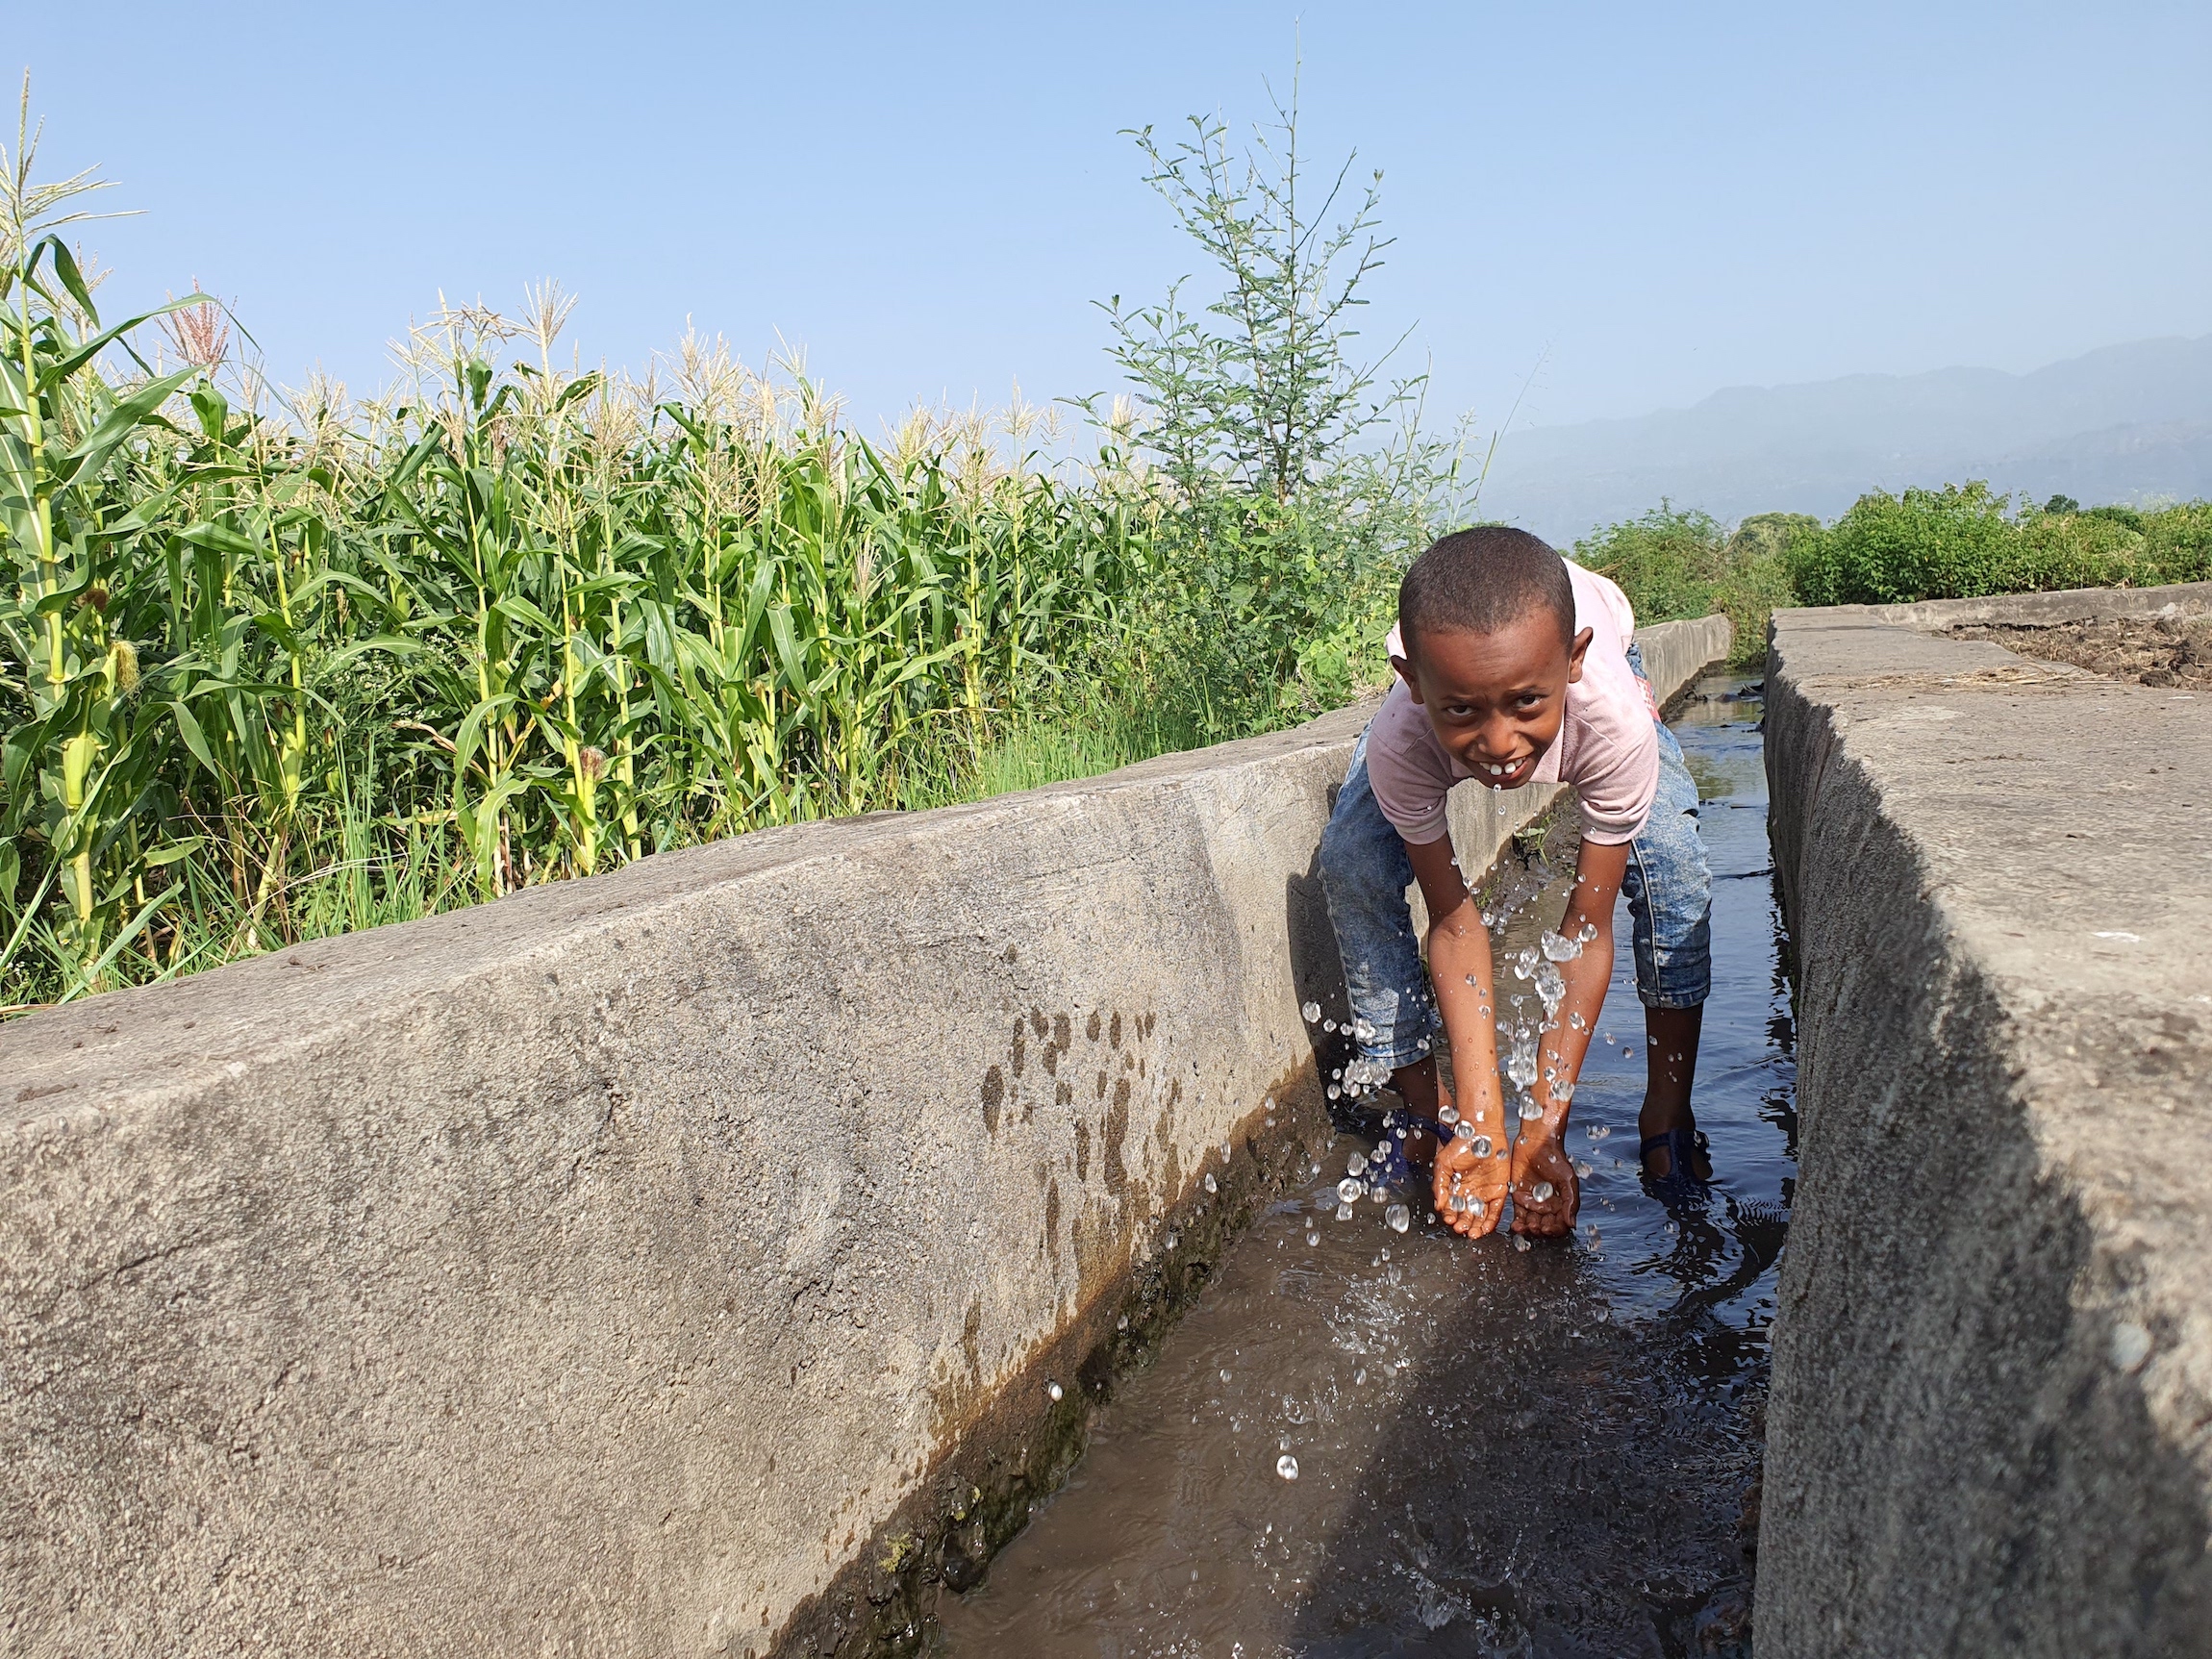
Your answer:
[1317,527,1713,1239]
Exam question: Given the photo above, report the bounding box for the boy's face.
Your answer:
[1395,610,1595,790]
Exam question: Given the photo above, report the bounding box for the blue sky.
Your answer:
[20,1,2210,439]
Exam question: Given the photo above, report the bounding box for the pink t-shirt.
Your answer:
[1368,562,1659,846]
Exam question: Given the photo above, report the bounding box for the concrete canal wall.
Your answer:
[1760,583,2212,1656]
[0,619,1729,1656]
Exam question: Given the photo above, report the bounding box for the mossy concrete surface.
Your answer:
[1,619,1726,1659]
[1761,583,2212,1656]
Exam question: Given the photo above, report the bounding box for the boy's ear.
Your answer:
[1565,626,1595,683]
[1391,653,1424,703]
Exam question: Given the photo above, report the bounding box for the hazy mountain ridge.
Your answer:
[1476,336,2212,542]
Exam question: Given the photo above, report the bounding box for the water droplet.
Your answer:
[1204,1172,1219,1194]
[1512,1236,1531,1252]
[1326,1084,1341,1100]
[1386,1203,1410,1234]
[1322,1018,1337,1033]
[1336,1202,1353,1221]
[2111,1321,2152,1373]
[1437,1104,1459,1126]
[1584,1224,1601,1248]
[1219,1368,1232,1383]
[1047,1380,1064,1401]
[1117,1314,1129,1330]
[1462,1131,1493,1157]
[1346,1152,1368,1178]
[1301,1002,1320,1023]
[1305,1231,1319,1247]
[1221,1141,1234,1160]
[1276,1454,1299,1480]
[1338,1177,1364,1205]
[1517,1097,1545,1121]
[1540,930,1582,963]
[1531,1181,1555,1203]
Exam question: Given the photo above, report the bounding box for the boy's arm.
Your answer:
[1404,836,1509,1236]
[1510,838,1631,1237]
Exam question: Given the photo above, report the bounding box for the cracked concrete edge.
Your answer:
[0,619,1727,1659]
[1757,583,2212,1657]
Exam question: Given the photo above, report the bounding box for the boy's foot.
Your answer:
[1433,1124,1511,1238]
[1638,1124,1713,1204]
[1365,1117,1439,1189]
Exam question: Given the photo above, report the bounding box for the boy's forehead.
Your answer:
[1408,613,1571,685]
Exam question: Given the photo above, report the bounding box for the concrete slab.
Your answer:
[1761,585,2212,1656]
[1,618,1727,1658]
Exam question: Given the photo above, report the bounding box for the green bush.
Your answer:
[1786,482,2017,605]
[2144,502,2212,584]
[1785,483,2212,606]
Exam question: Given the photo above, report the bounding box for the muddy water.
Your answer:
[935,676,1794,1659]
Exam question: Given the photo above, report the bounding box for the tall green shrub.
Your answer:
[1571,505,1797,666]
[1786,483,2019,605]
[1092,72,1458,732]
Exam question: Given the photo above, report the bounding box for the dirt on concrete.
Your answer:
[1952,610,2212,689]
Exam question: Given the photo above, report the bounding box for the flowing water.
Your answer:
[936,676,1794,1658]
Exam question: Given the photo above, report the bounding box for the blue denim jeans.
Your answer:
[1318,647,1712,1073]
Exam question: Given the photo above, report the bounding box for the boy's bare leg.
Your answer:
[1389,1058,1442,1169]
[1637,1004,1710,1179]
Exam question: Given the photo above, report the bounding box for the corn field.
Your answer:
[0,286,1425,1016]
[0,88,1451,1011]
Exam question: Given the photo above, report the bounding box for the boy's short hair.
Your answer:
[1397,526,1575,654]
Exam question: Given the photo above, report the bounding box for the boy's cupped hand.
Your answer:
[1431,1127,1511,1239]
[1509,1132,1581,1238]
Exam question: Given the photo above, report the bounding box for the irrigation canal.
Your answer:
[934,675,1794,1659]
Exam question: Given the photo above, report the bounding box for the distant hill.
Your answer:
[1473,335,2212,545]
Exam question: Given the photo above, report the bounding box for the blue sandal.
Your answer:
[1639,1126,1712,1201]
[1367,1115,1445,1189]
